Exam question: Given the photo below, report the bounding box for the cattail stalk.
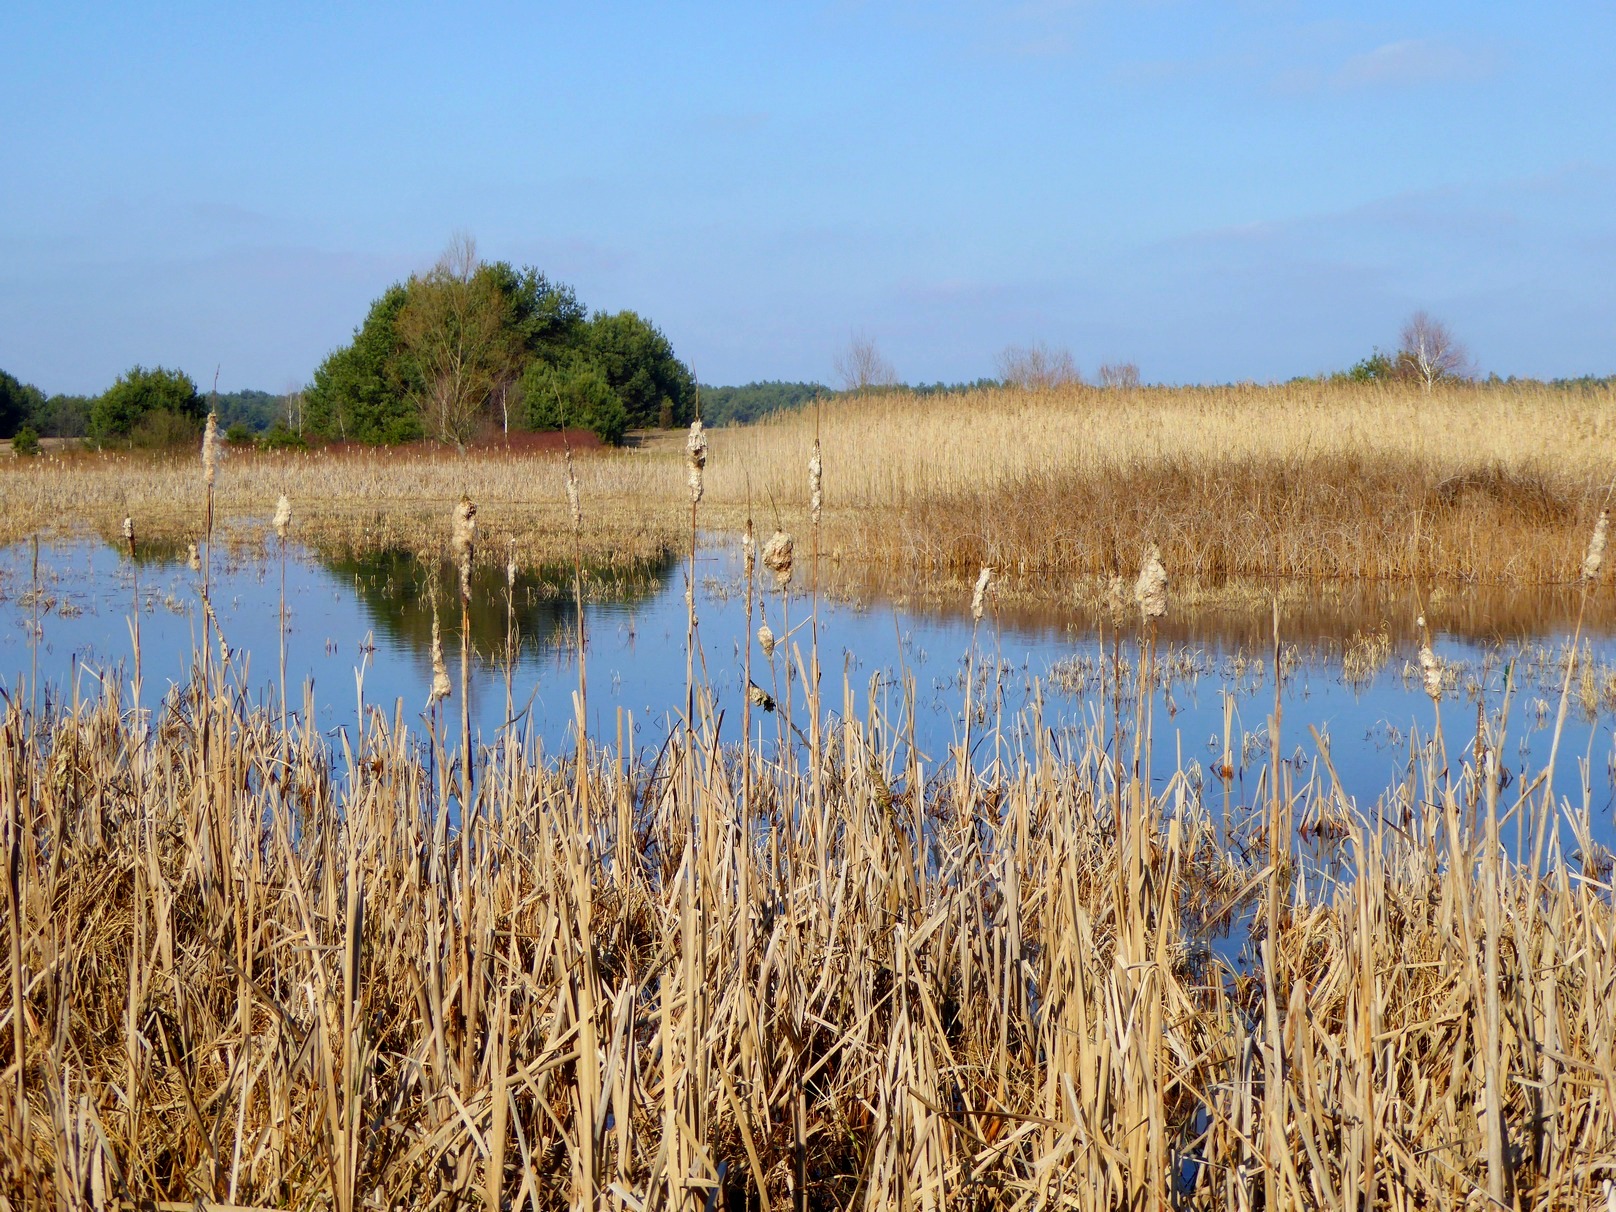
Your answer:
[274,495,291,740]
[566,449,588,814]
[451,496,476,864]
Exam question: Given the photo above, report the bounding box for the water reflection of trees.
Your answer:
[325,549,678,660]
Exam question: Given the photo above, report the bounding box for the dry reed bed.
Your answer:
[1,654,1613,1208]
[4,381,1614,587]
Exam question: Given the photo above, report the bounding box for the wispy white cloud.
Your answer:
[1332,38,1496,90]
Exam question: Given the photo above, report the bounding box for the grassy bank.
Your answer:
[2,378,1614,592]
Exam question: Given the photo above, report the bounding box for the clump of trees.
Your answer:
[997,342,1081,391]
[89,366,206,447]
[303,236,695,446]
[1337,312,1474,389]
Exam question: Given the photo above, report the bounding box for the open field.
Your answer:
[5,380,1616,598]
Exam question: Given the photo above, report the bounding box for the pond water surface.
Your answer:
[3,536,1615,859]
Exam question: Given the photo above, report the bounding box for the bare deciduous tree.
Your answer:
[833,331,899,394]
[997,342,1081,391]
[1097,361,1141,389]
[1397,311,1471,393]
[397,233,519,448]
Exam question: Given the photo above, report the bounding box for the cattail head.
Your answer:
[1105,573,1127,626]
[971,565,993,622]
[187,541,201,572]
[742,520,756,584]
[201,412,220,487]
[565,450,582,535]
[506,538,517,591]
[809,439,823,526]
[1418,637,1443,701]
[1134,544,1168,622]
[428,605,451,707]
[748,682,776,713]
[762,529,795,588]
[758,619,776,658]
[273,494,292,541]
[121,516,135,556]
[686,418,707,505]
[1583,508,1608,581]
[452,495,477,602]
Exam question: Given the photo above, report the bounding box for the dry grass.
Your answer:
[5,380,1615,591]
[1,609,1614,1206]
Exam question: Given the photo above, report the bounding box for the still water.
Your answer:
[3,536,1615,855]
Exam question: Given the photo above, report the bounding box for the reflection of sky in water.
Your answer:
[2,537,1614,857]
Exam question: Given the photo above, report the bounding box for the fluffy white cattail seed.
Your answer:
[506,539,517,591]
[742,521,756,583]
[452,495,477,601]
[762,529,795,588]
[428,607,451,707]
[1419,639,1443,701]
[565,450,582,535]
[121,516,134,556]
[758,620,776,658]
[686,418,707,505]
[1135,544,1168,622]
[187,541,201,572]
[809,439,823,526]
[1105,574,1127,626]
[748,682,776,712]
[273,494,291,541]
[201,413,220,488]
[971,565,993,622]
[1583,509,1608,581]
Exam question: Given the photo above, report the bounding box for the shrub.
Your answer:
[11,424,40,456]
[522,355,628,445]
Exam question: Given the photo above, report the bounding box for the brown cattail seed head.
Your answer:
[762,529,795,588]
[273,494,292,541]
[201,412,220,487]
[1582,509,1608,581]
[429,606,451,706]
[565,450,582,535]
[971,565,992,622]
[1135,544,1168,622]
[748,682,776,713]
[1105,574,1127,626]
[187,541,201,572]
[758,620,776,658]
[809,439,823,526]
[686,418,707,505]
[452,495,477,601]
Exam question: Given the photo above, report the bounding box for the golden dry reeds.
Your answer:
[0,633,1612,1207]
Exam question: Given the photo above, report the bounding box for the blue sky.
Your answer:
[2,1,1613,393]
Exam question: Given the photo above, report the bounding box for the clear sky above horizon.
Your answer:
[3,2,1613,394]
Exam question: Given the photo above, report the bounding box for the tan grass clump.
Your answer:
[762,528,794,588]
[1135,543,1168,621]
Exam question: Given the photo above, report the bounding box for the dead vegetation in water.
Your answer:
[1,638,1614,1207]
